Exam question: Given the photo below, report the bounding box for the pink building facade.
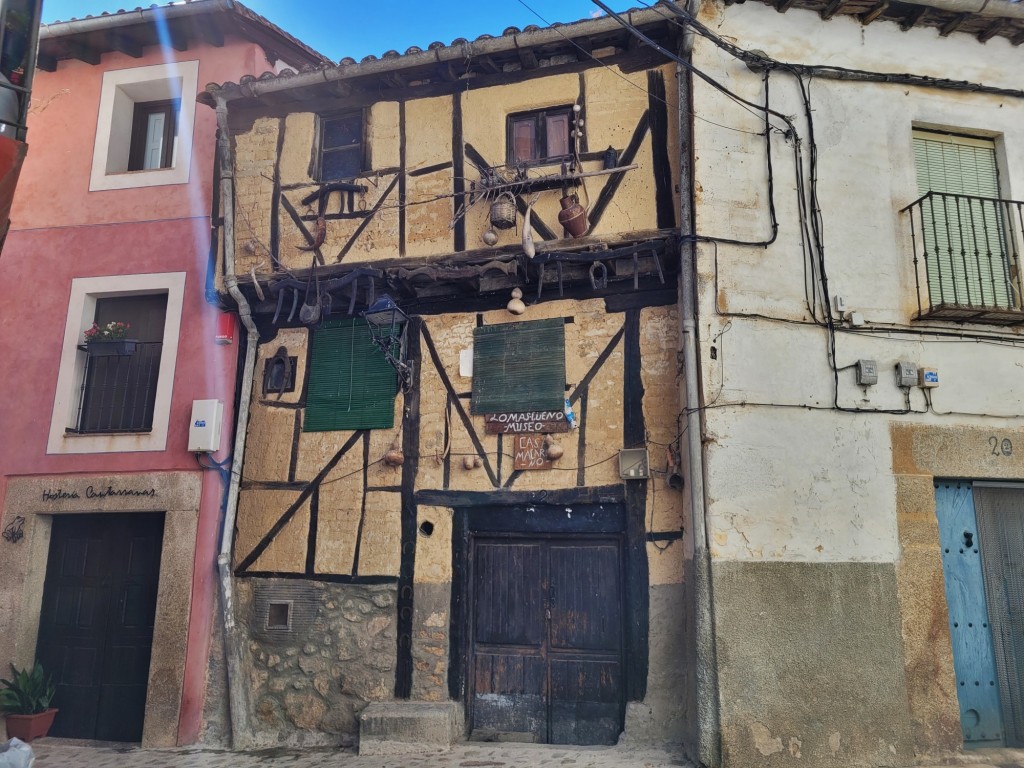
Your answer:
[0,3,325,746]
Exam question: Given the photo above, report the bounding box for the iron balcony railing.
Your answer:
[71,341,163,434]
[902,191,1024,324]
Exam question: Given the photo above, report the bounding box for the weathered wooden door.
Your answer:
[36,513,164,742]
[470,535,624,744]
[935,483,1004,747]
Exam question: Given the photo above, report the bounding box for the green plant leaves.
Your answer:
[0,662,55,714]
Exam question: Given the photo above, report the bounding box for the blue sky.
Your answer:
[42,1,617,62]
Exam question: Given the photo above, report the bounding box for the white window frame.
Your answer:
[47,272,185,454]
[89,61,199,192]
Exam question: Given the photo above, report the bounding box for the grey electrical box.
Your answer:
[857,359,878,386]
[619,448,650,479]
[896,361,918,387]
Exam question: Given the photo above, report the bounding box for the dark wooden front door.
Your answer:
[470,535,624,745]
[36,513,165,742]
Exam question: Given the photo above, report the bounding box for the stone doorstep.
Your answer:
[357,701,465,756]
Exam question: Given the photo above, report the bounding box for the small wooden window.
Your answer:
[471,318,566,414]
[304,318,398,431]
[128,99,179,171]
[507,107,572,165]
[318,112,364,181]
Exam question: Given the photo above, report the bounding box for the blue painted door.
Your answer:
[935,482,1004,747]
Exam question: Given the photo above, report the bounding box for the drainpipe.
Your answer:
[214,94,258,751]
[677,3,720,766]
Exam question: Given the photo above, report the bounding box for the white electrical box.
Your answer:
[857,359,878,386]
[919,367,939,388]
[896,361,918,388]
[189,399,223,453]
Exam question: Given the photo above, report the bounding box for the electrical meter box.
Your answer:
[189,399,223,453]
[896,361,918,388]
[857,359,878,386]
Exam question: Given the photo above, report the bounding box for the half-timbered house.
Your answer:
[203,8,688,751]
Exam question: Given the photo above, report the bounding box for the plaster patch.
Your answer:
[829,731,841,756]
[788,736,802,758]
[751,723,784,756]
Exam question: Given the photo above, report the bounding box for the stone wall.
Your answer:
[237,579,398,748]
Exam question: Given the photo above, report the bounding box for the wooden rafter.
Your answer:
[67,41,101,65]
[899,5,927,30]
[978,19,1004,42]
[940,13,967,36]
[107,31,143,58]
[820,0,846,20]
[860,0,889,25]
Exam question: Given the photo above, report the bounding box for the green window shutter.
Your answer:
[304,318,398,431]
[912,130,1010,308]
[471,317,566,415]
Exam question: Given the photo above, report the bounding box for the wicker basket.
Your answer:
[489,193,517,230]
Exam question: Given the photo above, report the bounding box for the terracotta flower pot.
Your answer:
[4,708,57,742]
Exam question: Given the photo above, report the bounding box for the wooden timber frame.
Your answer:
[216,8,687,722]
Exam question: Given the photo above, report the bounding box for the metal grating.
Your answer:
[974,485,1024,747]
[251,581,321,643]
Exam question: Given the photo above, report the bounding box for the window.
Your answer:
[90,62,199,191]
[75,295,167,433]
[507,107,572,165]
[128,100,179,171]
[470,318,566,414]
[48,272,186,455]
[304,318,398,431]
[318,112,364,181]
[912,130,1014,311]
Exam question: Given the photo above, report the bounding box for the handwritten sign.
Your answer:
[485,410,568,435]
[41,485,157,502]
[513,435,553,470]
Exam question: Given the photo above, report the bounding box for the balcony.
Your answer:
[902,192,1024,325]
[70,341,163,433]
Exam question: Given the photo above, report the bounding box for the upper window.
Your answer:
[90,62,199,192]
[128,100,179,171]
[76,294,167,434]
[318,112,364,181]
[911,130,1017,317]
[507,107,572,165]
[48,272,186,455]
[304,318,398,432]
[470,318,566,414]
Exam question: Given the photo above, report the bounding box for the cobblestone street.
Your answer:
[26,740,691,768]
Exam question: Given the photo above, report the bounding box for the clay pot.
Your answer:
[384,441,404,467]
[558,195,588,238]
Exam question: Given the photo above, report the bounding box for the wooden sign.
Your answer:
[485,410,569,435]
[513,435,553,470]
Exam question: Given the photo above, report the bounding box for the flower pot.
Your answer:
[86,339,138,357]
[4,708,57,742]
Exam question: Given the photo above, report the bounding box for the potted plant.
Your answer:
[83,320,137,356]
[0,662,57,742]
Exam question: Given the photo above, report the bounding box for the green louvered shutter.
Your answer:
[471,317,566,415]
[305,318,398,431]
[913,130,1010,308]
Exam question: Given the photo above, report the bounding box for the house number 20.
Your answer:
[989,436,1013,457]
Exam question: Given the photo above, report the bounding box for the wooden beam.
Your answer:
[820,0,846,20]
[860,0,889,24]
[477,55,502,74]
[776,0,796,13]
[167,24,189,52]
[108,31,143,58]
[36,53,57,72]
[939,12,967,36]
[196,17,224,47]
[515,40,538,70]
[899,5,927,30]
[1012,29,1024,46]
[68,42,101,66]
[978,19,1004,42]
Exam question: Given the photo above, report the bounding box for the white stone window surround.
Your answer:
[89,61,199,192]
[47,272,186,454]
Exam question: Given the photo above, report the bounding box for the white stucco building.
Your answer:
[673,0,1024,765]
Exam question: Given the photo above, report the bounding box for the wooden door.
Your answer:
[935,483,1004,746]
[470,536,624,745]
[36,513,164,742]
